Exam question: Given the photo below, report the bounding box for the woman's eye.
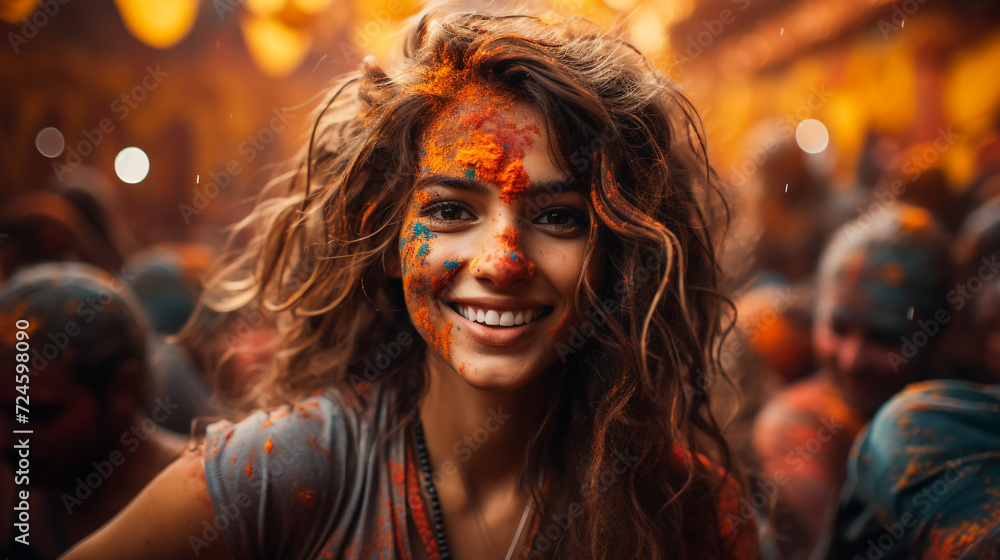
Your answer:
[423,202,474,223]
[535,208,588,230]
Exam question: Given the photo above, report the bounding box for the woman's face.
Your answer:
[392,93,599,390]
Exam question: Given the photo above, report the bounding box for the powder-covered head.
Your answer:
[0,262,153,481]
[814,204,951,416]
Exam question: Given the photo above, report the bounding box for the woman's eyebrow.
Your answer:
[415,173,580,198]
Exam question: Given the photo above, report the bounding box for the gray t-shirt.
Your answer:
[202,384,438,559]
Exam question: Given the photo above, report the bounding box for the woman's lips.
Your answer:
[441,299,552,346]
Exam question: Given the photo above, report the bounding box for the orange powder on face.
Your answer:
[416,64,541,203]
[410,302,453,362]
[490,225,536,279]
[551,312,567,336]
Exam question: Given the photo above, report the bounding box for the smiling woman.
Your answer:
[60,5,759,560]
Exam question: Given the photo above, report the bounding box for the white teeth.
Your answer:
[485,310,500,325]
[455,304,544,327]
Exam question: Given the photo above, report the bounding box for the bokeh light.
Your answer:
[795,119,830,154]
[35,127,65,158]
[115,147,150,184]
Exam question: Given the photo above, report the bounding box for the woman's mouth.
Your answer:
[441,299,554,346]
[446,301,552,327]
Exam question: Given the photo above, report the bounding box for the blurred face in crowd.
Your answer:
[0,357,106,485]
[813,246,940,417]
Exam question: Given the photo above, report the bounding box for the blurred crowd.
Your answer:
[1,116,999,560]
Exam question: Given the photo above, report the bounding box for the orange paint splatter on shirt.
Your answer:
[307,437,333,459]
[265,438,273,454]
[246,447,256,481]
[259,411,289,429]
[231,454,238,465]
[295,487,318,508]
[389,460,405,485]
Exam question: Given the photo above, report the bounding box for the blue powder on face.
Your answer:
[503,144,508,150]
[465,169,475,179]
[510,252,518,260]
[412,222,437,239]
[444,259,460,270]
[417,244,430,257]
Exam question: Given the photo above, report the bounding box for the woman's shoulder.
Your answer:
[199,384,398,559]
[203,383,395,479]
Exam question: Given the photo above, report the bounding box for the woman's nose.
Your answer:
[469,225,536,289]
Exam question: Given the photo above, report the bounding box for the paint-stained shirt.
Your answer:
[202,382,761,560]
[827,380,1000,560]
[202,384,440,560]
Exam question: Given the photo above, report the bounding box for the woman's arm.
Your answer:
[59,445,232,560]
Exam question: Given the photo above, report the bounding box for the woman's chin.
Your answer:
[447,355,550,392]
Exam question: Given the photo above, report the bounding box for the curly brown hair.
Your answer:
[186,6,748,559]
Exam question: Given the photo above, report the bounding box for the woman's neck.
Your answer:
[417,351,558,500]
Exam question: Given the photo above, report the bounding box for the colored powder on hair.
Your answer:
[415,62,541,203]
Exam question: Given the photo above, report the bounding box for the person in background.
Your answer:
[826,199,1000,560]
[0,263,187,559]
[124,244,218,433]
[752,203,952,560]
